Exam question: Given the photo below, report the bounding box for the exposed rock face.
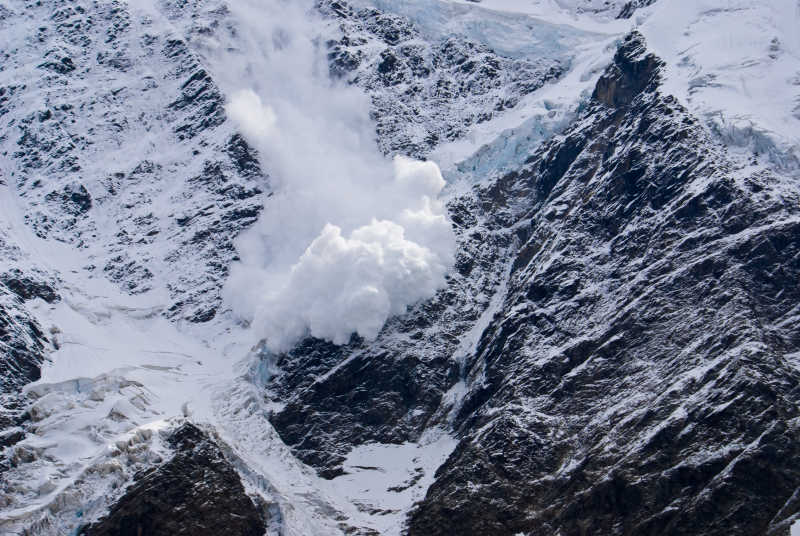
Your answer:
[267,30,800,535]
[1,269,60,305]
[0,284,48,434]
[269,336,461,478]
[81,423,266,536]
[319,0,564,157]
[407,31,800,536]
[0,238,56,447]
[617,0,659,19]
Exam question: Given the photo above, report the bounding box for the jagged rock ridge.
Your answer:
[269,31,800,536]
[81,423,268,536]
[409,32,800,535]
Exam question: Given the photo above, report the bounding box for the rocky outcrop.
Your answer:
[617,0,659,19]
[269,336,461,478]
[0,284,48,434]
[81,423,266,536]
[319,0,564,157]
[407,31,800,536]
[0,0,267,321]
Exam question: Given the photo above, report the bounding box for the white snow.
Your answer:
[321,431,457,534]
[638,0,800,169]
[214,0,456,353]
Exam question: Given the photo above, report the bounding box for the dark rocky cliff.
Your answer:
[81,423,267,536]
[408,31,800,536]
[0,270,56,461]
[269,31,800,535]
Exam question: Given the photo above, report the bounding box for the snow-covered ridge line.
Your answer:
[639,0,800,170]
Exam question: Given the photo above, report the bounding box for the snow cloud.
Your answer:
[225,90,277,140]
[215,0,455,352]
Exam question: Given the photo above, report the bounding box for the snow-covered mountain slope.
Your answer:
[323,0,627,163]
[1,0,800,535]
[641,0,800,170]
[322,0,566,159]
[0,0,266,322]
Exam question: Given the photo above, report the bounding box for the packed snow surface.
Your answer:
[641,0,800,169]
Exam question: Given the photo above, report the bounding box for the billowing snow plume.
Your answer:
[218,1,454,352]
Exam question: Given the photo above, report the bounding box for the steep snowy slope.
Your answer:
[0,0,266,323]
[641,0,800,170]
[1,0,799,535]
[410,32,800,535]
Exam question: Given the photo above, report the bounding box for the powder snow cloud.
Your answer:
[216,1,455,352]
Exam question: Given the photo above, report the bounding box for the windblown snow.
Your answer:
[218,1,454,352]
